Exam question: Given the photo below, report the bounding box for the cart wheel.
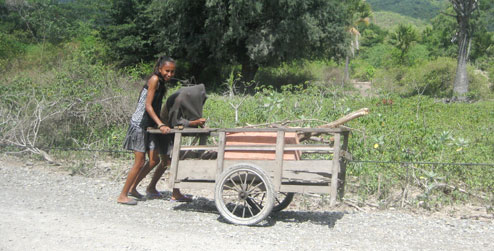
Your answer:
[215,163,275,225]
[272,192,295,212]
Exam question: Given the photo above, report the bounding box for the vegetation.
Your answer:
[0,0,493,210]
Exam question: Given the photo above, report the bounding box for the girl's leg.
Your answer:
[146,154,169,194]
[130,149,160,195]
[117,151,146,203]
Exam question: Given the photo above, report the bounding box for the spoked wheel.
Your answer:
[215,164,275,225]
[272,192,295,212]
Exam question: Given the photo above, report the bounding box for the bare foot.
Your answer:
[117,196,137,205]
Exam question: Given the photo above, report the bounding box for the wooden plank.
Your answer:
[330,132,341,206]
[148,127,350,135]
[174,181,215,191]
[177,144,333,152]
[168,132,182,189]
[225,144,333,151]
[215,132,226,178]
[279,184,331,194]
[174,159,334,183]
[220,127,349,133]
[274,130,285,190]
[179,145,218,151]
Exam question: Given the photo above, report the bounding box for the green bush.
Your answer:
[255,60,338,88]
[350,58,376,81]
[0,32,26,59]
[400,57,456,97]
[361,43,396,69]
[372,57,493,99]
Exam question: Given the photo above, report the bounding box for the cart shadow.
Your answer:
[171,196,345,228]
[171,196,220,215]
[269,211,345,228]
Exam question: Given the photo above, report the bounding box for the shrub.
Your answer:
[400,57,456,97]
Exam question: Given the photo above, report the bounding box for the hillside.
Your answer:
[371,11,429,30]
[367,0,448,20]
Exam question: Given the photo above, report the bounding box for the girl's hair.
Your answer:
[153,56,175,82]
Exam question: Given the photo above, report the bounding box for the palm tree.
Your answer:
[389,24,419,65]
[344,0,371,84]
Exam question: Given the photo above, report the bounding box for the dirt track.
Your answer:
[1,157,493,251]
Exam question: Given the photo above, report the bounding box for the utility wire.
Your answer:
[1,144,493,167]
[349,160,494,167]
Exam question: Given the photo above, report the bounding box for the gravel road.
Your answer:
[1,158,493,251]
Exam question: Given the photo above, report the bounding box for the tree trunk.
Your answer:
[240,58,259,84]
[343,55,350,86]
[450,0,479,101]
[453,23,470,101]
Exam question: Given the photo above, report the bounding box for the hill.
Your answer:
[367,0,448,20]
[371,11,429,30]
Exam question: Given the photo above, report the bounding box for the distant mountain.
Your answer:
[367,0,448,20]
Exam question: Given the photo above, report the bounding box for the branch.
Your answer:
[440,11,457,18]
[298,108,370,142]
[243,119,330,128]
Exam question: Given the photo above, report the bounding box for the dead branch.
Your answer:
[244,118,330,128]
[298,108,370,142]
[1,95,77,163]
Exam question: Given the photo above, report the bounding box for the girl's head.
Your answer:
[154,56,176,82]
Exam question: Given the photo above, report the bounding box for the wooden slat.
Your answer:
[215,132,226,178]
[174,181,215,190]
[168,132,182,189]
[274,130,285,190]
[148,127,350,135]
[279,184,331,194]
[330,132,341,206]
[179,145,218,151]
[174,159,334,183]
[173,144,334,152]
[174,180,331,194]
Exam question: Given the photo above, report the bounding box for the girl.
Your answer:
[117,56,174,205]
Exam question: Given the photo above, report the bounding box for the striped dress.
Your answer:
[123,77,166,152]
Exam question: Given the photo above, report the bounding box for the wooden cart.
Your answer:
[148,127,351,225]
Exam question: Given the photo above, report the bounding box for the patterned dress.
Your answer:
[123,76,166,152]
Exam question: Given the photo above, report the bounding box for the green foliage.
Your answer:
[359,23,389,48]
[389,24,419,64]
[104,0,351,84]
[371,57,493,99]
[360,43,396,69]
[0,31,26,59]
[400,57,457,97]
[255,60,337,88]
[350,58,376,81]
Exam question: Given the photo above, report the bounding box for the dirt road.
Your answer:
[1,158,493,251]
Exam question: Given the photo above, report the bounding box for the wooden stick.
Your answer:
[298,108,369,142]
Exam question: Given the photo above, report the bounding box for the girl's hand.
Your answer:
[158,124,171,134]
[191,118,206,127]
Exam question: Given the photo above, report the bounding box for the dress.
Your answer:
[123,76,167,152]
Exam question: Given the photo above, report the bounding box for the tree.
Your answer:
[448,0,479,100]
[106,0,351,84]
[343,0,371,83]
[389,24,419,65]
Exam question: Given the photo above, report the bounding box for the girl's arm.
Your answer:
[145,75,170,133]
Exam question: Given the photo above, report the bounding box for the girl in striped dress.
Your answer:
[117,56,175,205]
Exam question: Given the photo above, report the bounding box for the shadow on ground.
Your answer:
[171,196,345,228]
